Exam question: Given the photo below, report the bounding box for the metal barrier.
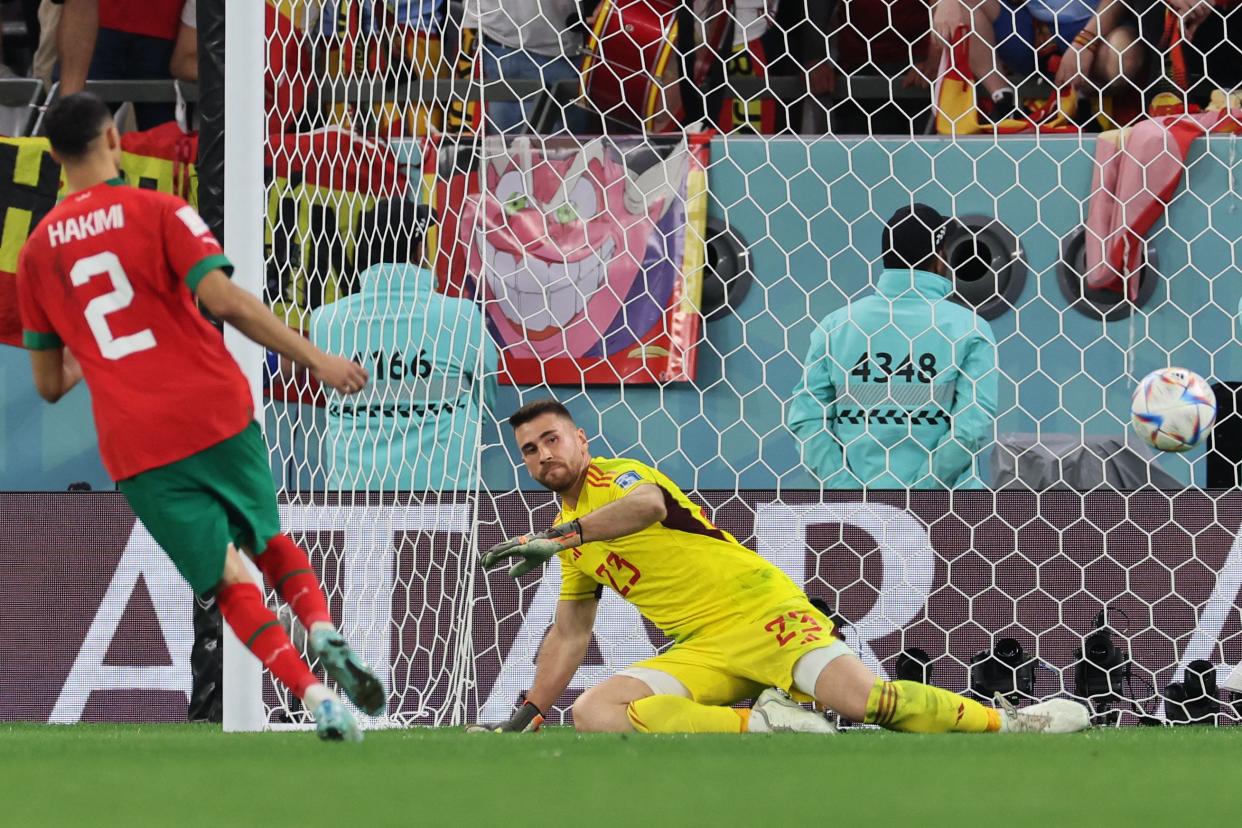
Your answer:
[2,68,1043,139]
[12,79,199,137]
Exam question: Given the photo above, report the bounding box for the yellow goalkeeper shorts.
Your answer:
[622,596,845,706]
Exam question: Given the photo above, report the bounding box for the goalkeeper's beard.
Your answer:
[534,461,583,494]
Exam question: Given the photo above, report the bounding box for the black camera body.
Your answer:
[1164,659,1220,724]
[1073,610,1131,721]
[970,637,1036,704]
[895,648,932,684]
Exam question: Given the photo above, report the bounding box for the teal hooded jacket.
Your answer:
[787,268,998,488]
[310,263,498,491]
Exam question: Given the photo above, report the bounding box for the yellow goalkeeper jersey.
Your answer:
[555,457,805,642]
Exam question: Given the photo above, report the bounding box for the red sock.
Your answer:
[256,534,332,628]
[217,582,318,699]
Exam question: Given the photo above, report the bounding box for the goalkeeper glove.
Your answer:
[465,700,545,733]
[480,519,584,578]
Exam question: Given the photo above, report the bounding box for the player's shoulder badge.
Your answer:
[614,470,644,490]
[175,204,213,238]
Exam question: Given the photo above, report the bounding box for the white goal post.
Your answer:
[221,0,269,732]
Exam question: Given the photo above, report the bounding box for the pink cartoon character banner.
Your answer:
[431,134,709,385]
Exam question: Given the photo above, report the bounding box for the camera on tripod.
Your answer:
[970,637,1036,705]
[1164,659,1221,724]
[1074,609,1131,723]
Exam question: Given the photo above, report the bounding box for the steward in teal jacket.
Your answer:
[309,198,498,491]
[787,206,998,489]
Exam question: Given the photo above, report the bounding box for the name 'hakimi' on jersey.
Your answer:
[47,204,125,247]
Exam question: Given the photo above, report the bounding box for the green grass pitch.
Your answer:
[2,723,1237,826]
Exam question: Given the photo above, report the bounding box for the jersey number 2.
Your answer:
[71,252,157,360]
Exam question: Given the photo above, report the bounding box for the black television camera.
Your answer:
[1164,659,1220,724]
[970,638,1036,705]
[896,648,932,684]
[1073,610,1131,723]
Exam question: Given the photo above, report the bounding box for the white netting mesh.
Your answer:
[258,0,1242,727]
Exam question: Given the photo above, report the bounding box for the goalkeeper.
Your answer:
[477,399,1088,735]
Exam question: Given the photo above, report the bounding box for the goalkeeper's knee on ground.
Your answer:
[625,696,748,734]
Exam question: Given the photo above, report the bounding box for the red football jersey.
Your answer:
[100,0,184,42]
[17,180,253,480]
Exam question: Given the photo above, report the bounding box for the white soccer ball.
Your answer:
[1130,368,1217,452]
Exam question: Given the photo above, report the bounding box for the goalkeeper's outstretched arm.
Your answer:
[468,598,598,732]
[482,485,667,577]
[577,483,666,541]
[526,597,599,712]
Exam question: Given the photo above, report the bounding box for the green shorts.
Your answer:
[119,421,281,596]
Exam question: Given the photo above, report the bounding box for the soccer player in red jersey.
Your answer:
[18,93,382,741]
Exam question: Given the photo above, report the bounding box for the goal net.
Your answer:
[256,0,1242,728]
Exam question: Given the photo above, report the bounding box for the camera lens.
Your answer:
[1086,631,1111,663]
[995,638,1021,662]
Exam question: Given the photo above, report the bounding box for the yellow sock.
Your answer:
[864,679,1001,733]
[626,695,750,734]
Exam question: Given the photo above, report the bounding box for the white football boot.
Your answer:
[1221,662,1242,694]
[995,693,1091,734]
[748,688,837,734]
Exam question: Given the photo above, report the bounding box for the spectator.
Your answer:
[1043,2,1144,96]
[309,198,498,492]
[174,0,317,134]
[836,0,935,84]
[820,0,936,133]
[463,0,590,135]
[54,0,184,129]
[33,0,61,88]
[388,0,450,136]
[715,0,840,133]
[714,0,778,133]
[932,0,1143,119]
[169,0,195,83]
[787,204,998,489]
[318,0,447,136]
[1122,0,1242,108]
[793,0,838,132]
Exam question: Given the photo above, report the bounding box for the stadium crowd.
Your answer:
[0,1,1233,136]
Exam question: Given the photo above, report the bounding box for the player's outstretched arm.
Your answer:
[194,270,369,395]
[527,598,598,712]
[481,484,667,578]
[470,598,598,732]
[577,483,667,542]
